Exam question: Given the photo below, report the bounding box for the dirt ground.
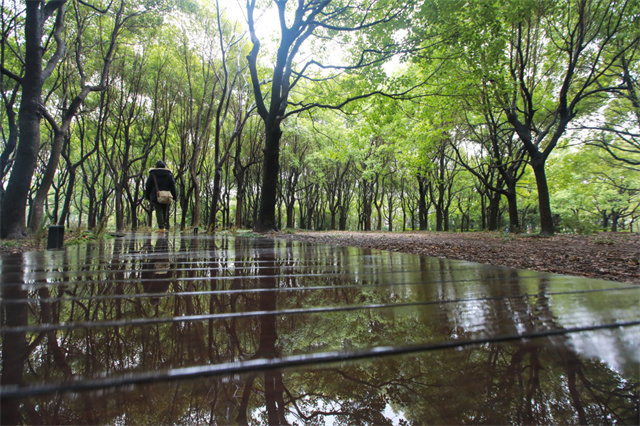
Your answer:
[2,230,638,284]
[277,230,640,285]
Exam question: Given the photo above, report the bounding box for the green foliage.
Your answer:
[549,143,640,233]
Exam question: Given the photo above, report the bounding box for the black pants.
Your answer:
[153,201,171,230]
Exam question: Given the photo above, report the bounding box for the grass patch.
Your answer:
[593,235,616,245]
[235,231,265,238]
[1,240,22,248]
[65,228,114,246]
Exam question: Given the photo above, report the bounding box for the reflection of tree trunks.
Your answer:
[39,287,73,377]
[180,240,206,360]
[40,283,101,424]
[208,238,222,361]
[242,242,289,424]
[523,346,542,424]
[560,341,636,423]
[506,344,543,424]
[265,371,288,425]
[1,266,29,424]
[565,355,588,425]
[1,255,45,423]
[208,288,217,362]
[236,374,257,425]
[485,346,502,402]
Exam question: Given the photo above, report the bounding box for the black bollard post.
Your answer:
[193,227,199,236]
[47,225,65,249]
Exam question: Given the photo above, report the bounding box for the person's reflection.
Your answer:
[141,236,173,309]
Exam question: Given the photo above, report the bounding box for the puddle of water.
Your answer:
[1,234,638,424]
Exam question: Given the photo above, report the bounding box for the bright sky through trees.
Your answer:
[219,0,401,76]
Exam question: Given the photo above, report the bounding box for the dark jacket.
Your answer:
[145,168,177,202]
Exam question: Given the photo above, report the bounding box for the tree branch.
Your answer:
[0,66,23,84]
[42,3,66,81]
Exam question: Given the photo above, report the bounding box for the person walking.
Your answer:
[145,160,177,231]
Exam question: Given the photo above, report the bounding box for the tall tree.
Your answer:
[246,0,409,231]
[0,0,21,194]
[496,0,639,234]
[209,0,249,231]
[0,1,66,238]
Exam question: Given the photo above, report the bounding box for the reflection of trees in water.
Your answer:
[288,340,637,424]
[1,238,637,424]
[1,254,31,425]
[283,266,638,425]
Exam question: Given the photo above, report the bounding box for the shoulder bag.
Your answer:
[152,172,173,205]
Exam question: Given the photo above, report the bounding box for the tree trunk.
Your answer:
[361,181,373,231]
[115,185,125,232]
[443,205,450,232]
[210,163,223,230]
[435,188,444,232]
[418,176,429,230]
[329,208,337,230]
[611,210,620,232]
[0,85,19,191]
[235,172,245,228]
[505,183,520,233]
[256,124,282,231]
[59,167,75,225]
[601,210,609,231]
[531,157,554,236]
[28,130,66,230]
[487,191,500,231]
[286,202,295,229]
[339,206,348,230]
[1,3,45,238]
[190,167,201,228]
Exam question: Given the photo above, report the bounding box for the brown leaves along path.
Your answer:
[278,231,640,285]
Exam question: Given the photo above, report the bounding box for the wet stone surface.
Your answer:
[1,234,639,424]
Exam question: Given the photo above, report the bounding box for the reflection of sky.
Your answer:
[282,401,407,425]
[384,403,407,425]
[548,278,640,376]
[452,299,489,334]
[566,327,640,377]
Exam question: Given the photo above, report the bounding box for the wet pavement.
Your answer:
[1,233,638,424]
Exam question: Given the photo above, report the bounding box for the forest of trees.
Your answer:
[1,0,638,239]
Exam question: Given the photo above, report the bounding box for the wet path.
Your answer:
[1,234,638,424]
